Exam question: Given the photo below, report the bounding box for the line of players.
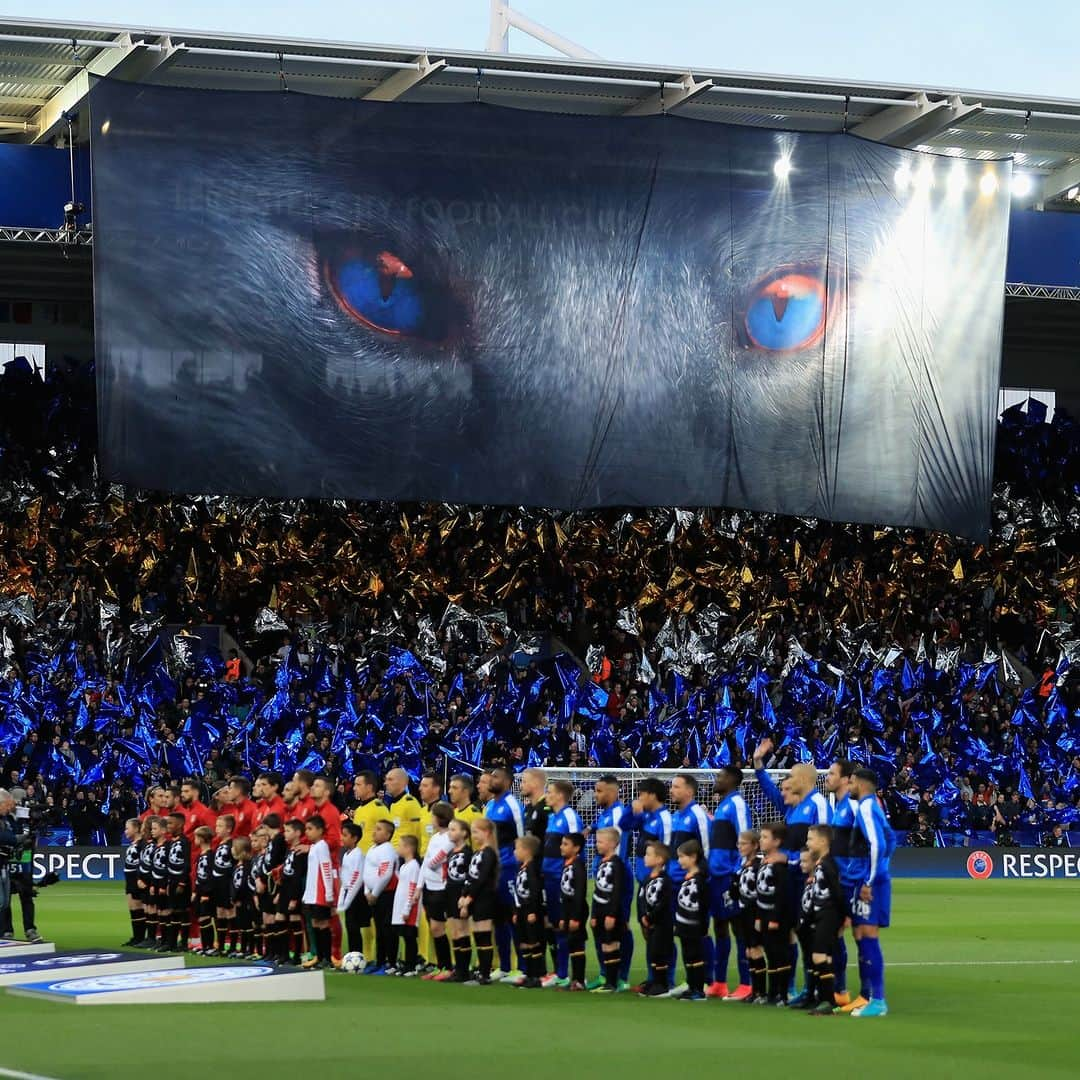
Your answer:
[117,755,893,1016]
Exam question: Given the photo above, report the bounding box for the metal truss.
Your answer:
[1005,282,1080,301]
[0,225,93,244]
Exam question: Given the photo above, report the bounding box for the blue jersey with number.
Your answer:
[829,793,860,888]
[850,794,895,887]
[592,801,632,875]
[708,792,751,878]
[625,806,673,882]
[669,801,711,883]
[542,804,584,876]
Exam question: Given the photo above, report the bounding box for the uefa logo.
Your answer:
[967,850,994,879]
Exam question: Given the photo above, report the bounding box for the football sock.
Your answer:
[453,935,472,977]
[818,967,835,1003]
[604,945,621,988]
[200,918,215,952]
[434,934,452,970]
[570,946,586,984]
[750,958,767,998]
[474,931,494,978]
[862,937,885,999]
[735,937,751,986]
[834,936,848,992]
[130,911,145,941]
[789,943,799,993]
[620,928,634,982]
[494,924,512,972]
[856,938,872,999]
[361,924,376,964]
[702,936,716,985]
[555,932,569,979]
[713,922,731,986]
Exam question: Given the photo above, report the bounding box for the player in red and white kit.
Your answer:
[301,815,338,969]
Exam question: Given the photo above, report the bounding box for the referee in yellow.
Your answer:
[448,774,484,827]
[416,772,445,968]
[350,770,388,961]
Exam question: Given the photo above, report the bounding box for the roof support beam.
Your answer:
[1040,158,1080,204]
[363,53,446,102]
[32,33,184,144]
[487,2,601,60]
[852,92,981,146]
[624,73,714,117]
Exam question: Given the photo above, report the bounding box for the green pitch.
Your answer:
[2,879,1076,1080]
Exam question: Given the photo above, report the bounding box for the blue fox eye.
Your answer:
[323,248,451,342]
[744,270,827,352]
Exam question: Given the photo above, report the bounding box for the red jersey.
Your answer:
[219,798,259,837]
[292,794,317,824]
[178,800,217,842]
[312,802,342,863]
[254,795,287,829]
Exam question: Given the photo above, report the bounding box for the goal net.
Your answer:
[518,767,829,869]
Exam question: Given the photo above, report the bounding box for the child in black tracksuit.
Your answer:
[674,840,710,1001]
[558,833,588,990]
[512,834,547,987]
[590,827,629,991]
[804,825,847,1014]
[637,840,674,997]
[731,829,766,1002]
[755,821,793,1005]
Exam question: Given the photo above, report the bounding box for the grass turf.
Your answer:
[1,879,1076,1079]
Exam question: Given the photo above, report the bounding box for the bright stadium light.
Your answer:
[978,170,999,197]
[894,162,912,192]
[913,159,935,192]
[1011,172,1033,199]
[773,154,792,180]
[947,159,966,197]
[1069,186,1080,202]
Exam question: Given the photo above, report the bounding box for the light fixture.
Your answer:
[894,163,912,192]
[978,171,999,197]
[1010,173,1033,199]
[773,155,792,180]
[1069,186,1080,202]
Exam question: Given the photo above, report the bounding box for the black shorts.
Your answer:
[304,903,332,922]
[211,879,233,908]
[736,910,760,948]
[124,873,139,897]
[811,912,842,956]
[591,918,626,946]
[150,880,168,904]
[444,885,464,916]
[422,890,448,922]
[257,892,276,917]
[169,883,190,909]
[466,894,497,922]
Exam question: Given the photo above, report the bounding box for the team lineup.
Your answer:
[119,744,894,1016]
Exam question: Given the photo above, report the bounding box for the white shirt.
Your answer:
[391,859,422,926]
[420,830,454,891]
[302,837,337,906]
[363,841,399,899]
[336,846,365,913]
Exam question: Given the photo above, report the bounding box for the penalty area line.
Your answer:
[889,959,1077,967]
[0,1068,66,1080]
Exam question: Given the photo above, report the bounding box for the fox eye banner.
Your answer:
[89,80,1010,537]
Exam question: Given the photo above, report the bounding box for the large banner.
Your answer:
[90,80,1010,536]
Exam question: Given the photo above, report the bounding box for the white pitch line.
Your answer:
[889,959,1076,967]
[0,1068,65,1080]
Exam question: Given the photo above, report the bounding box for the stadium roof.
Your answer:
[2,15,1080,208]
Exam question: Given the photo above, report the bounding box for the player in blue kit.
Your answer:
[588,774,633,989]
[754,740,829,1001]
[826,758,858,1008]
[706,766,752,998]
[847,767,895,1018]
[483,767,525,978]
[539,780,583,988]
[624,777,672,993]
[668,774,710,991]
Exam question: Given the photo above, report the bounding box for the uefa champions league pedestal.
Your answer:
[0,938,55,958]
[7,964,326,1005]
[0,951,184,985]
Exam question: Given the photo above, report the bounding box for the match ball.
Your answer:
[341,951,366,974]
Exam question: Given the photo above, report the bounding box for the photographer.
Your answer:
[0,788,44,943]
[0,789,16,933]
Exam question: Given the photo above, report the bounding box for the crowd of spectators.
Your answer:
[2,364,1080,848]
